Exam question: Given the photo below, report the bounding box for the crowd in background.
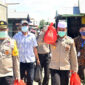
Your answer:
[0,20,85,85]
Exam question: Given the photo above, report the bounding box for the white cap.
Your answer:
[21,20,28,25]
[58,21,67,28]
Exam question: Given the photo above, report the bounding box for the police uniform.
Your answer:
[50,36,78,85]
[0,21,20,85]
[37,30,51,85]
[74,36,85,80]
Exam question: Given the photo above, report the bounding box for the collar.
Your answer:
[80,37,85,42]
[21,31,31,37]
[58,36,67,41]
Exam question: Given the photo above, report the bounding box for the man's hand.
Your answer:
[36,58,40,65]
[65,45,70,51]
[15,78,20,82]
[34,47,40,65]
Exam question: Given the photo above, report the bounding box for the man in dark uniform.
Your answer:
[74,24,85,80]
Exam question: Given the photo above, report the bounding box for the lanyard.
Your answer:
[81,39,85,48]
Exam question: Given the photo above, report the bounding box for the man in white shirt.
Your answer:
[13,20,40,85]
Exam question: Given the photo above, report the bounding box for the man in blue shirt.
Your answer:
[13,20,40,85]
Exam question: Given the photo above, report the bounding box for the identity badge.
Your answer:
[77,52,81,57]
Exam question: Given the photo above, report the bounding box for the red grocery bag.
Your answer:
[70,72,81,85]
[14,80,26,85]
[44,23,57,44]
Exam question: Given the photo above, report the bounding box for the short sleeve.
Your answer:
[12,40,19,56]
[13,32,21,41]
[13,34,17,41]
[32,35,38,47]
[70,40,78,72]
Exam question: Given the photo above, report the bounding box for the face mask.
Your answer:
[80,31,85,36]
[58,31,66,37]
[21,26,29,32]
[0,31,8,38]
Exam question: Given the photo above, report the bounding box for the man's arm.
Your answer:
[34,47,40,65]
[70,40,78,73]
[12,40,20,81]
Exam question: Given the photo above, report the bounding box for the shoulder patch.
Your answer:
[65,36,74,44]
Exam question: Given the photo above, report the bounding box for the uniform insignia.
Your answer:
[0,22,4,25]
[7,41,10,45]
[53,46,56,49]
[0,21,8,28]
[51,45,56,49]
[5,50,9,55]
[51,43,56,49]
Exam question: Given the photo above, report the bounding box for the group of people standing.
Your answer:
[0,20,85,85]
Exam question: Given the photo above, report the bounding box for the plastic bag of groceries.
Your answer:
[44,23,57,44]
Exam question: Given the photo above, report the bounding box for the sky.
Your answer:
[2,0,78,22]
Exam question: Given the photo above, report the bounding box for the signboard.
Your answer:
[0,2,7,21]
[81,16,85,24]
[79,0,85,14]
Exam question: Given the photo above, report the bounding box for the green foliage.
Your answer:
[39,20,50,29]
[39,19,45,29]
[45,22,50,25]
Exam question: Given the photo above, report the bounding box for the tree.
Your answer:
[39,19,45,29]
[45,22,50,25]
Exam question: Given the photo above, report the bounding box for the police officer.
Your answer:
[50,21,78,85]
[74,24,85,80]
[0,21,20,85]
[37,26,51,85]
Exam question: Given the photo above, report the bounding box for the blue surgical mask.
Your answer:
[21,26,29,32]
[0,31,8,38]
[80,31,85,36]
[58,31,66,37]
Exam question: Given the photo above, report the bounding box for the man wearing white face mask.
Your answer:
[13,20,40,85]
[0,21,20,85]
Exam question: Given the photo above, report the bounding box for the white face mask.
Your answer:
[21,26,29,32]
[58,31,67,37]
[0,31,8,38]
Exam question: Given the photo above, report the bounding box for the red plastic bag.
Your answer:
[70,72,81,85]
[14,80,26,85]
[44,23,57,44]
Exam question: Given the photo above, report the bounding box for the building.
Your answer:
[8,11,38,37]
[8,11,29,36]
[55,0,85,38]
[0,1,7,21]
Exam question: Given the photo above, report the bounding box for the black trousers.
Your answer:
[51,69,70,85]
[0,76,14,85]
[20,62,34,85]
[38,53,51,85]
[78,65,85,80]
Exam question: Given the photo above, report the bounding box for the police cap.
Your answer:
[0,21,8,29]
